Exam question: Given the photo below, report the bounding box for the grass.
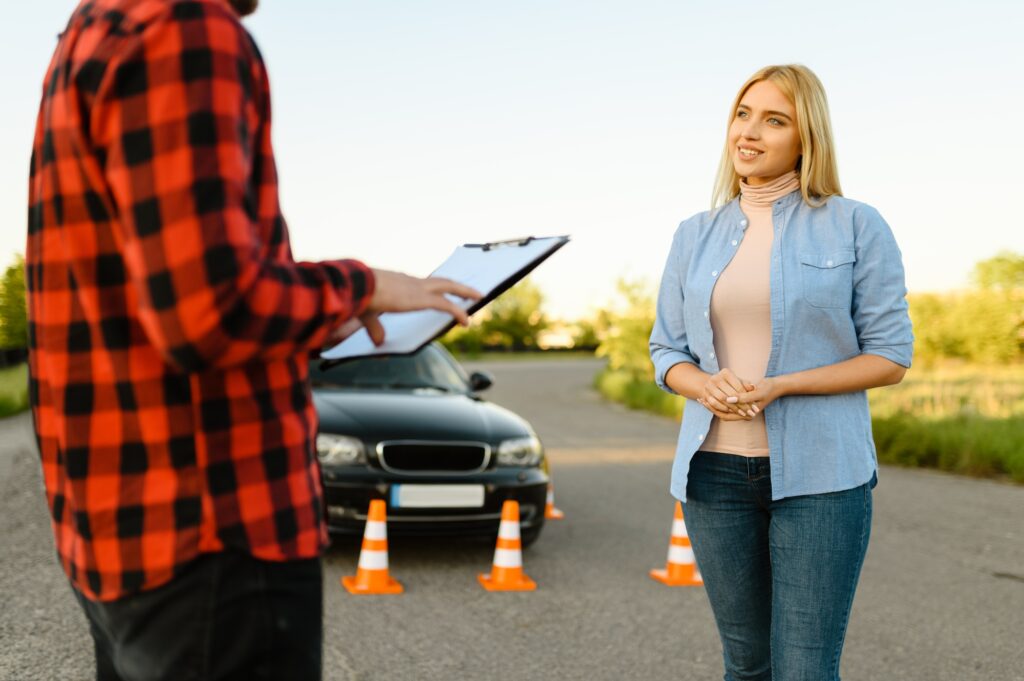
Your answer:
[594,364,1024,484]
[868,362,1024,419]
[0,363,29,419]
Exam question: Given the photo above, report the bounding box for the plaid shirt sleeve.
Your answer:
[92,2,373,371]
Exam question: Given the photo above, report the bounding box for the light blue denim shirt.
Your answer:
[650,190,913,502]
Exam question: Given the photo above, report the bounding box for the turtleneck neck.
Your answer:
[739,170,800,209]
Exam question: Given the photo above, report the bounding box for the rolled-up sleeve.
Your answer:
[650,224,699,393]
[851,207,914,367]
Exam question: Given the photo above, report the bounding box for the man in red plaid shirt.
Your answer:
[27,1,479,678]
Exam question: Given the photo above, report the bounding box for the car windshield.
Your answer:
[309,344,470,393]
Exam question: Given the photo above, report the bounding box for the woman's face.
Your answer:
[728,80,801,186]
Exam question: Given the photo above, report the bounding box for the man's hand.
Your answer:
[325,270,482,348]
[321,318,365,349]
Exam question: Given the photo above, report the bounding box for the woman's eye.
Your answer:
[768,117,784,126]
[736,110,748,119]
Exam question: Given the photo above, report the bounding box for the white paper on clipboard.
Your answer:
[320,235,569,363]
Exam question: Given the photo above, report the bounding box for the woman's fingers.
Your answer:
[705,385,739,412]
[707,379,745,414]
[701,395,752,419]
[715,370,759,416]
[703,393,731,413]
[719,368,749,397]
[698,398,751,421]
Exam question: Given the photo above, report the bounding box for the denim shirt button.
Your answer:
[732,240,738,246]
[698,433,704,441]
[711,270,718,277]
[739,219,748,227]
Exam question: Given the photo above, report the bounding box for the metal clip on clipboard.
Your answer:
[319,234,570,363]
[463,236,536,251]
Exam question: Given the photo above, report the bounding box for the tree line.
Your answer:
[592,251,1024,378]
[1,251,1021,362]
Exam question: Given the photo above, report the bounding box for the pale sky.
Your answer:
[2,1,1022,319]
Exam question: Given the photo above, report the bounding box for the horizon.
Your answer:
[2,1,1022,320]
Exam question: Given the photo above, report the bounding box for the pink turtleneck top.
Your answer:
[702,170,801,457]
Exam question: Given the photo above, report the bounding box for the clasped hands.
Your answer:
[697,368,781,421]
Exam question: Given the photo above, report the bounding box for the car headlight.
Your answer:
[496,436,543,467]
[315,434,366,466]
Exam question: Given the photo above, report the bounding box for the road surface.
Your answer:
[1,358,1022,680]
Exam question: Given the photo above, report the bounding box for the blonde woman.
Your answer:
[649,64,913,680]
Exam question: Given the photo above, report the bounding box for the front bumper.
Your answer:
[321,466,549,537]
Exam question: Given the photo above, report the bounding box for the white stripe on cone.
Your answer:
[364,522,387,541]
[358,549,389,570]
[492,548,523,568]
[668,545,695,564]
[498,521,520,540]
[672,519,689,538]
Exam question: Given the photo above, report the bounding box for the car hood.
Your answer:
[313,389,533,444]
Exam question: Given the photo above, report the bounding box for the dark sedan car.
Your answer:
[310,343,549,546]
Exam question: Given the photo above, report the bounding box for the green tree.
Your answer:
[477,278,548,351]
[957,290,1023,362]
[0,255,27,349]
[439,322,485,355]
[972,251,1024,291]
[570,318,601,351]
[595,278,656,379]
[909,290,1022,364]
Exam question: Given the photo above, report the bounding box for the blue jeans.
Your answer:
[681,451,873,681]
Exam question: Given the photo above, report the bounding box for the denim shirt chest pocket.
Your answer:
[799,249,856,309]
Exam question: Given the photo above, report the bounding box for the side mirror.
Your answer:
[469,371,493,392]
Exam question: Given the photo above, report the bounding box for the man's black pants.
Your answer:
[72,551,323,681]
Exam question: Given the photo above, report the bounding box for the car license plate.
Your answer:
[390,484,485,508]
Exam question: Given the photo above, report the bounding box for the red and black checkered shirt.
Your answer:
[27,0,374,601]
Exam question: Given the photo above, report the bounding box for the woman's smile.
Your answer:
[737,145,763,161]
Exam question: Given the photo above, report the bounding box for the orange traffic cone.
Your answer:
[544,482,565,520]
[342,499,404,595]
[649,501,703,587]
[478,500,537,592]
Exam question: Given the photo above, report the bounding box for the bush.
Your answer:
[872,414,1024,483]
[595,278,657,381]
[594,368,683,419]
[0,363,29,418]
[0,255,27,350]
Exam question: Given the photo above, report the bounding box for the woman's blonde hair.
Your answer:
[711,64,842,209]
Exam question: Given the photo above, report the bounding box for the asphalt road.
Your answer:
[2,357,1023,680]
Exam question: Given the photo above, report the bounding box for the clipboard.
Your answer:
[319,235,570,366]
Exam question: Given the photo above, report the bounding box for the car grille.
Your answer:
[377,441,490,473]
